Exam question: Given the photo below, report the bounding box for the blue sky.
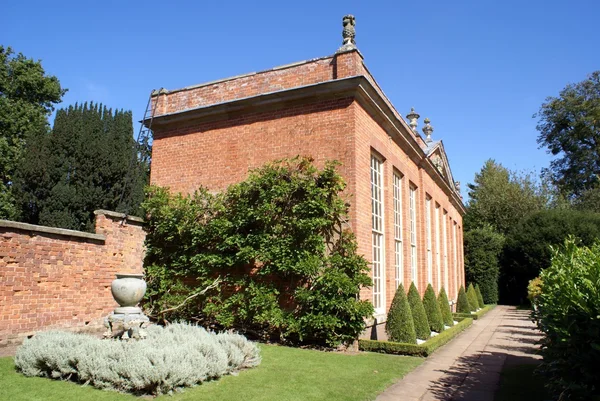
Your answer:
[3,0,599,198]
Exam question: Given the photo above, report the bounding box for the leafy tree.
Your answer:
[456,286,471,313]
[536,71,600,199]
[475,284,485,308]
[13,102,148,231]
[0,46,65,218]
[142,158,374,346]
[465,159,548,234]
[466,284,479,312]
[407,283,430,341]
[422,284,444,333]
[464,225,503,304]
[437,287,454,327]
[385,284,416,344]
[501,209,600,304]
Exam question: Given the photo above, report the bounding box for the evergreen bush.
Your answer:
[14,323,261,395]
[385,283,416,344]
[466,284,479,312]
[475,284,485,308]
[535,239,600,400]
[437,287,454,326]
[456,286,471,313]
[142,157,374,346]
[464,225,503,304]
[422,284,444,333]
[407,282,430,340]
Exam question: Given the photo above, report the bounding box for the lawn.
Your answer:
[0,344,422,401]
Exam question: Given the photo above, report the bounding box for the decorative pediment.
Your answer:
[426,142,459,194]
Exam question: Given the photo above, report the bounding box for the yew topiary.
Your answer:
[456,286,471,313]
[407,282,430,340]
[475,284,485,308]
[423,284,444,333]
[438,287,454,326]
[385,283,417,344]
[467,284,479,312]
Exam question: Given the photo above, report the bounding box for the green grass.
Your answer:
[494,363,549,401]
[453,304,496,320]
[0,344,422,401]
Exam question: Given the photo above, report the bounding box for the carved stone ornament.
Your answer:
[337,15,357,52]
[422,118,434,143]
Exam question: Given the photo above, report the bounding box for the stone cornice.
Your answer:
[0,220,106,242]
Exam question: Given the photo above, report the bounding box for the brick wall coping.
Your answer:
[0,220,106,242]
[94,209,144,224]
[154,55,337,96]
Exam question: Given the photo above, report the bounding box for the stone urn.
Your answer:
[111,273,147,314]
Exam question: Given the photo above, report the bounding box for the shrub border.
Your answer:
[359,318,473,357]
[453,304,495,320]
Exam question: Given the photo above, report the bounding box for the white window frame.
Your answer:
[409,185,418,287]
[435,204,441,292]
[371,154,385,314]
[453,221,458,297]
[443,210,449,292]
[393,173,404,289]
[426,196,432,285]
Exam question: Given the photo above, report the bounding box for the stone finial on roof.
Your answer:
[406,107,420,131]
[422,118,434,143]
[337,15,357,53]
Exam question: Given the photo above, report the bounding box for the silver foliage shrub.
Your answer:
[14,323,261,395]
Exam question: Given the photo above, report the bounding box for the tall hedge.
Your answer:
[407,282,430,340]
[464,225,503,304]
[438,287,454,326]
[535,239,600,400]
[475,284,485,308]
[385,284,416,344]
[501,209,600,304]
[423,284,444,333]
[466,284,479,312]
[142,157,374,346]
[456,286,471,313]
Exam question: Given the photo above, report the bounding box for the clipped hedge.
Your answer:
[438,287,454,327]
[453,304,496,320]
[359,318,473,357]
[407,282,430,340]
[475,284,485,309]
[467,284,479,312]
[385,283,417,344]
[456,286,471,313]
[423,284,444,333]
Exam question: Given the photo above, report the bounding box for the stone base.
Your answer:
[104,313,150,340]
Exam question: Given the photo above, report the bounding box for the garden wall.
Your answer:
[0,210,145,348]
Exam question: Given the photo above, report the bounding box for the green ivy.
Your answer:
[142,157,374,346]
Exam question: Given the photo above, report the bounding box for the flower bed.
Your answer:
[359,318,473,357]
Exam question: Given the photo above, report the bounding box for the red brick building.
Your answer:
[146,18,465,332]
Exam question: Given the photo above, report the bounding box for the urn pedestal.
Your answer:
[104,273,150,340]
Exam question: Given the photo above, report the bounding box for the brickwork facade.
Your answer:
[148,49,465,337]
[0,210,145,347]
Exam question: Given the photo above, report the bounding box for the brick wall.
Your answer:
[0,210,145,348]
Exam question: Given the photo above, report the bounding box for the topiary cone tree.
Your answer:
[423,284,444,333]
[475,284,485,308]
[407,282,430,340]
[385,283,417,344]
[438,287,454,327]
[456,286,471,313]
[467,283,479,312]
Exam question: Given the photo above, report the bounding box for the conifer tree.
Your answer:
[385,283,417,344]
[423,284,444,333]
[438,287,454,327]
[475,284,485,308]
[456,286,471,313]
[407,282,430,340]
[14,102,149,231]
[467,284,479,312]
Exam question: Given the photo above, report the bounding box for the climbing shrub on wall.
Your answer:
[142,157,374,346]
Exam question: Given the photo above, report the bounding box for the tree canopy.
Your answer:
[536,71,600,199]
[13,102,148,232]
[0,46,65,218]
